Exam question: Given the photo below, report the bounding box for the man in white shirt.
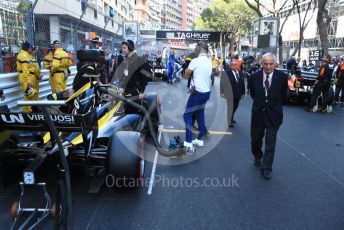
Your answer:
[183,41,212,155]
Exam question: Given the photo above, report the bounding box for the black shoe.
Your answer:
[228,123,234,128]
[261,169,271,180]
[254,159,261,168]
[231,120,237,124]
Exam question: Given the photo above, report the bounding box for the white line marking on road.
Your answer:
[279,135,344,187]
[147,125,163,195]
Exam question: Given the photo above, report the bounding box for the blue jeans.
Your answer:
[183,91,211,143]
[167,66,174,81]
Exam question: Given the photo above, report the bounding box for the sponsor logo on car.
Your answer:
[0,114,75,125]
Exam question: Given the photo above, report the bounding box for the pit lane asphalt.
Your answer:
[0,77,344,230]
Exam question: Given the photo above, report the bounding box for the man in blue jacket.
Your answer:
[167,50,179,84]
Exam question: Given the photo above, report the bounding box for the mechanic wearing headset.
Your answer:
[114,40,152,113]
[16,41,43,113]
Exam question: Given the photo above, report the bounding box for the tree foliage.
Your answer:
[194,0,257,51]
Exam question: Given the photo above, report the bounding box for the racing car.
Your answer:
[287,70,315,104]
[0,50,161,229]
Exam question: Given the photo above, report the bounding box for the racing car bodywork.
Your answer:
[287,74,314,104]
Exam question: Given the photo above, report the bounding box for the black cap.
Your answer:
[22,41,33,51]
[53,40,60,45]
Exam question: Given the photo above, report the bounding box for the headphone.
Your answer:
[123,40,135,52]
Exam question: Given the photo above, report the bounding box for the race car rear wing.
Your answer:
[0,100,97,132]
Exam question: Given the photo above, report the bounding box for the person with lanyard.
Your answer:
[16,41,43,113]
[248,53,288,180]
[113,40,152,114]
[183,41,212,155]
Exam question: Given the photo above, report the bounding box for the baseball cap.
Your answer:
[22,41,34,50]
[197,41,208,52]
[53,40,60,45]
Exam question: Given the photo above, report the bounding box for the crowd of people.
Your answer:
[285,54,344,110]
[2,39,343,180]
[179,42,288,180]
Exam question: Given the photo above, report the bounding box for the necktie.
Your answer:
[235,72,239,82]
[265,74,270,90]
[264,74,270,96]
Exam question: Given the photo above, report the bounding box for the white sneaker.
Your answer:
[192,139,204,147]
[326,105,332,113]
[184,141,195,156]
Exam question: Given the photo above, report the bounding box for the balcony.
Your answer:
[134,3,159,22]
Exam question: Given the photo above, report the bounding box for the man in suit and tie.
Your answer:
[248,53,288,180]
[220,60,245,127]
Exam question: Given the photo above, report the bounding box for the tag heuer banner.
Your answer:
[156,31,221,42]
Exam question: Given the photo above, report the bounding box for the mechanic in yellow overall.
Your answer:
[16,41,43,113]
[43,44,55,91]
[50,40,72,93]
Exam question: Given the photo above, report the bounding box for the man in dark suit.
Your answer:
[220,60,245,127]
[248,53,288,180]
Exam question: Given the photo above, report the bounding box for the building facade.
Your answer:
[181,0,211,30]
[0,0,26,51]
[161,0,183,30]
[257,0,344,58]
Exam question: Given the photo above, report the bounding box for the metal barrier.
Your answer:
[0,67,319,112]
[0,66,76,111]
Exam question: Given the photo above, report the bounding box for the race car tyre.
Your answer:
[52,179,68,230]
[76,49,105,61]
[144,93,160,138]
[107,131,143,189]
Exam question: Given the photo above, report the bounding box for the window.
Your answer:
[94,9,97,19]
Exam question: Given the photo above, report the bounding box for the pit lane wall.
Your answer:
[0,66,77,111]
